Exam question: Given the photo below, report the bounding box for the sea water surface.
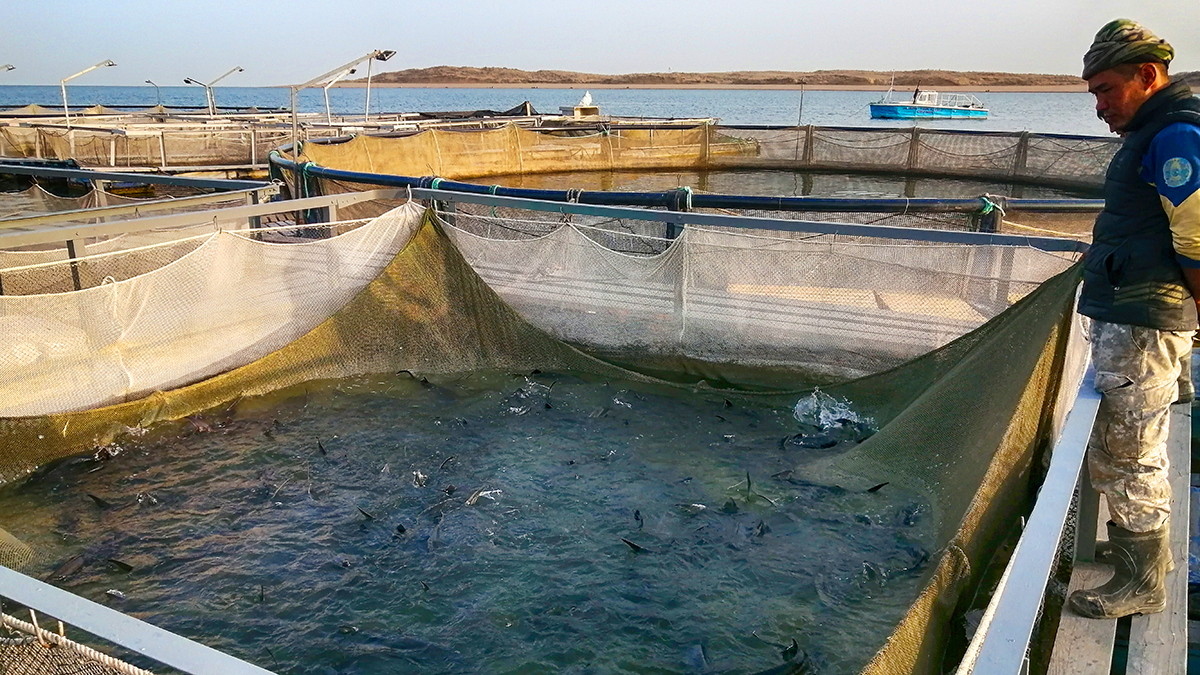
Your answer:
[0,85,1111,136]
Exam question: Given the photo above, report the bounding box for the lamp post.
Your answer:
[323,67,356,125]
[183,66,244,116]
[1,65,14,72]
[60,60,116,128]
[289,50,396,156]
[145,79,161,106]
[363,50,396,123]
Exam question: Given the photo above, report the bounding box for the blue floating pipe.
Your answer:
[269,153,1103,215]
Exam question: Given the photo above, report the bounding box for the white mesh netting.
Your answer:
[439,204,1080,380]
[0,201,425,416]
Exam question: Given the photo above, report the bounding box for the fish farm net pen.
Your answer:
[0,124,1109,673]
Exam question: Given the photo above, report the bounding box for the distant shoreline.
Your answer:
[331,82,1089,93]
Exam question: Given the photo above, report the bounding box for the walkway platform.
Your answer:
[1048,401,1191,674]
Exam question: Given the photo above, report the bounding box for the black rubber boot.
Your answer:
[1069,521,1170,619]
[1094,539,1175,572]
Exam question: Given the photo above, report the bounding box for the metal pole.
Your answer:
[290,86,299,158]
[145,80,161,106]
[60,60,117,131]
[364,58,374,124]
[61,81,70,129]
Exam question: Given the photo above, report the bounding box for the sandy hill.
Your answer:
[352,66,1085,88]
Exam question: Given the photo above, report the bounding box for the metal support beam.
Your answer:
[0,189,404,249]
[0,185,279,230]
[409,188,1090,254]
[970,365,1101,674]
[0,163,269,190]
[0,565,276,675]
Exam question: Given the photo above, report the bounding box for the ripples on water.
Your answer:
[2,371,934,674]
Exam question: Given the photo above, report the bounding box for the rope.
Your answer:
[978,195,1006,217]
[677,186,694,211]
[1,611,157,675]
[1001,219,1087,239]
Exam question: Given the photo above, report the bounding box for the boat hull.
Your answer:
[870,103,988,119]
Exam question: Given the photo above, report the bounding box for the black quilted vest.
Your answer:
[1078,81,1200,330]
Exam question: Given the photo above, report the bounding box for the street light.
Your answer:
[60,59,116,128]
[183,66,244,116]
[289,50,395,155]
[145,79,161,106]
[1,65,14,72]
[363,50,395,123]
[323,67,356,125]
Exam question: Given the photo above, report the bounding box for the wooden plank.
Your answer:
[1049,493,1114,675]
[1126,402,1191,675]
[1047,563,1117,675]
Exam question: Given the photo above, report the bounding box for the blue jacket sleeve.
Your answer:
[1143,122,1200,267]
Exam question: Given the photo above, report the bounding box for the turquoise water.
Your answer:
[0,85,1112,135]
[0,371,933,674]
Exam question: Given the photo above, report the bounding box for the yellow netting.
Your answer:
[296,124,1117,191]
[0,201,1086,675]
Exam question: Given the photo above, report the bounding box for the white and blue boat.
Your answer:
[870,87,988,119]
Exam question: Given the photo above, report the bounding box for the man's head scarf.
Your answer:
[1083,19,1174,80]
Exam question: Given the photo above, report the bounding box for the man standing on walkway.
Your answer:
[1070,19,1200,619]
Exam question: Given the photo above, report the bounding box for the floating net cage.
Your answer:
[0,124,1104,674]
[276,123,1112,243]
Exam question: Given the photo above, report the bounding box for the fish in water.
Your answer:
[105,589,126,601]
[683,643,708,671]
[750,650,813,675]
[357,507,377,521]
[443,485,457,496]
[677,503,707,516]
[86,494,111,509]
[866,482,889,493]
[412,470,429,488]
[753,520,771,537]
[49,555,84,581]
[186,416,213,433]
[722,499,738,514]
[782,639,799,661]
[634,509,643,529]
[438,456,456,471]
[394,524,407,536]
[136,492,158,506]
[781,417,874,451]
[621,538,649,554]
[317,438,327,456]
[106,559,133,573]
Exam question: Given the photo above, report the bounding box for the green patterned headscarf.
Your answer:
[1083,19,1174,79]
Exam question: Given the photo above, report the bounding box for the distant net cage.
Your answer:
[276,123,1110,240]
[0,124,1108,675]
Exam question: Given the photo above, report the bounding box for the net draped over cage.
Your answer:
[0,189,1088,675]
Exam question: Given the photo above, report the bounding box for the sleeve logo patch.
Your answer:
[1163,157,1193,188]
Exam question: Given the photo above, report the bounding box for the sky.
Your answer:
[2,0,1198,87]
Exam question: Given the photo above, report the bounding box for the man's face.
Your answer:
[1087,66,1156,134]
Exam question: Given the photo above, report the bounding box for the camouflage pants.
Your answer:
[1087,320,1194,532]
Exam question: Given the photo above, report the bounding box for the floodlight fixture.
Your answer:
[145,79,161,106]
[1,65,14,72]
[60,59,116,129]
[183,67,244,115]
[289,50,396,154]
